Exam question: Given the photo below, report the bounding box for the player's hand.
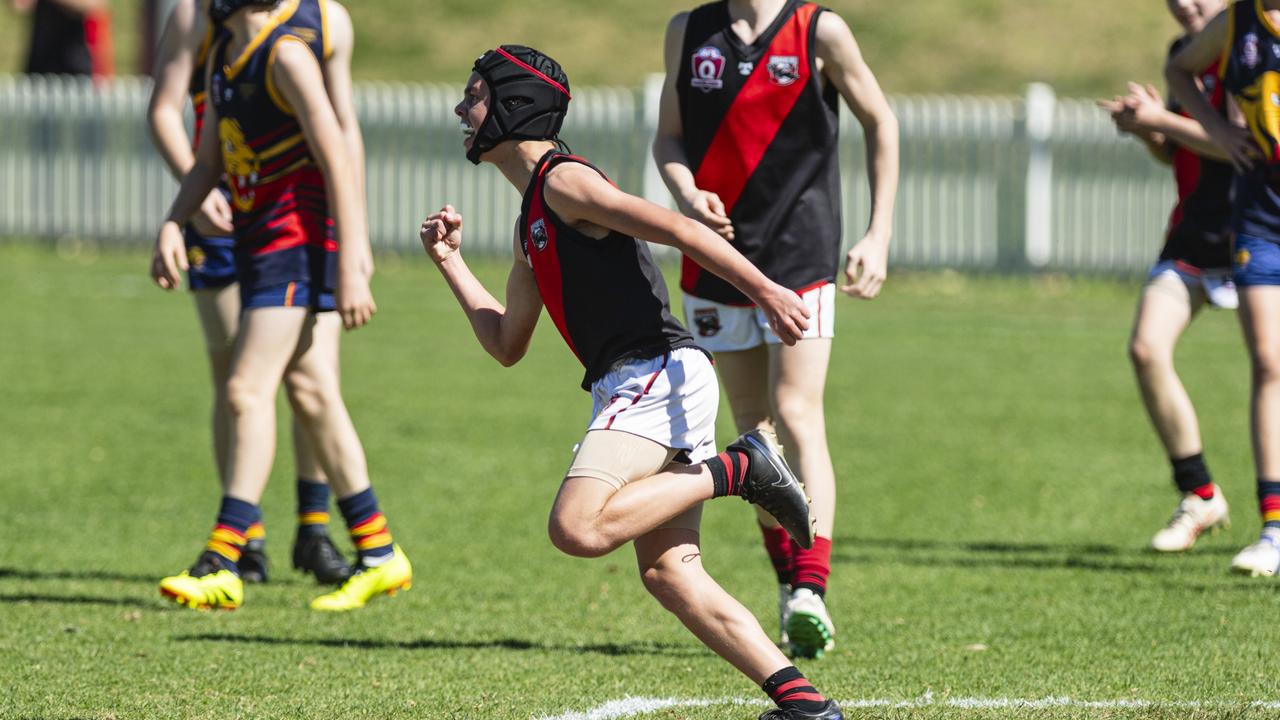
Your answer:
[336,271,376,330]
[1097,96,1132,134]
[190,189,234,237]
[420,204,463,264]
[842,232,889,299]
[680,189,735,241]
[1116,82,1165,134]
[150,220,188,291]
[1215,124,1263,174]
[756,282,810,346]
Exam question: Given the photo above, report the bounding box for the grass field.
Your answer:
[1,242,1278,719]
[1,0,1183,97]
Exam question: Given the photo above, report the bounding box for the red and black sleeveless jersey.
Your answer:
[1162,35,1233,269]
[677,0,841,305]
[209,0,334,286]
[520,151,701,390]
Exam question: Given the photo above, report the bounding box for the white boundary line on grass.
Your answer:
[536,693,1280,720]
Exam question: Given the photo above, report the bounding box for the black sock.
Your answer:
[705,450,749,498]
[1171,453,1214,499]
[763,666,827,712]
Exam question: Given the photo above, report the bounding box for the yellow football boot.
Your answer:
[310,544,412,611]
[159,553,245,611]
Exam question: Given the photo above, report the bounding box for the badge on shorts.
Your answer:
[188,246,207,270]
[1237,248,1251,269]
[693,307,721,337]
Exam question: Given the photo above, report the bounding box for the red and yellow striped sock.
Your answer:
[338,489,395,567]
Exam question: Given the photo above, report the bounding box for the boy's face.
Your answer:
[1166,0,1222,34]
[455,72,491,158]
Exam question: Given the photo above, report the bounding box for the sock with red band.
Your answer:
[762,666,828,713]
[203,496,258,576]
[760,523,794,584]
[705,450,749,498]
[338,488,396,567]
[1259,479,1280,533]
[1172,453,1214,500]
[791,535,832,597]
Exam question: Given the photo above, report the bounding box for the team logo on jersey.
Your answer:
[738,61,754,76]
[1202,74,1217,93]
[1244,32,1261,69]
[530,218,549,251]
[766,55,800,86]
[691,46,726,91]
[693,307,721,337]
[219,118,260,212]
[287,26,318,45]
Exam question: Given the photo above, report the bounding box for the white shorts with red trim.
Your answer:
[1146,259,1238,309]
[586,347,719,464]
[683,282,835,353]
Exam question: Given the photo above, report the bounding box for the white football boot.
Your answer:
[785,588,836,659]
[1150,489,1230,552]
[1230,533,1280,577]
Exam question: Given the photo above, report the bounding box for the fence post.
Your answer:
[641,73,673,209]
[1024,82,1055,269]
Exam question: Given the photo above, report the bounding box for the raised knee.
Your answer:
[547,516,610,558]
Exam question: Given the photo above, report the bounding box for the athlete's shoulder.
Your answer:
[1168,34,1191,60]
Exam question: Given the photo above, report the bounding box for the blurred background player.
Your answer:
[147,0,362,585]
[11,0,113,78]
[653,0,899,657]
[149,0,411,610]
[423,45,841,720]
[1170,0,1280,576]
[1098,0,1233,553]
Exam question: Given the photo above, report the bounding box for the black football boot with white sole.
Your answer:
[759,701,844,720]
[731,429,816,550]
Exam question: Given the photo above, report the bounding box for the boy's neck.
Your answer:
[492,140,560,192]
[726,0,788,27]
[225,6,276,46]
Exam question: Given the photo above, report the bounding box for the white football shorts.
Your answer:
[1146,259,1237,310]
[683,282,836,353]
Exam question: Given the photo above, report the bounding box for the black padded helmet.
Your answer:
[467,45,572,165]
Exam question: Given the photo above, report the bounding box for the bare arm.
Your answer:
[543,165,810,344]
[147,0,199,180]
[150,94,225,290]
[273,37,375,329]
[1167,11,1257,171]
[421,211,542,366]
[651,12,735,240]
[1100,81,1228,162]
[321,1,367,216]
[816,10,898,299]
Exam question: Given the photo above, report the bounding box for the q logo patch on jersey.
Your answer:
[691,47,726,92]
[530,218,549,251]
[766,55,800,86]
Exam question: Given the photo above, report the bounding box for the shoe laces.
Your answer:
[313,534,346,566]
[1163,497,1208,533]
[188,551,224,577]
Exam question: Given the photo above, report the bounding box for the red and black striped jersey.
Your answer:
[520,151,701,390]
[208,0,334,287]
[1162,35,1232,269]
[677,0,841,305]
[188,5,229,151]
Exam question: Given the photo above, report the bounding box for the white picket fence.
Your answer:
[0,73,1175,273]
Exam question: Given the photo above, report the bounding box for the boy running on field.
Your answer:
[420,44,842,720]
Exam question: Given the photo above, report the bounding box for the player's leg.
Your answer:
[159,305,309,609]
[1129,266,1228,552]
[290,416,353,584]
[763,284,837,658]
[281,312,411,609]
[634,522,842,719]
[547,350,812,558]
[1233,280,1280,575]
[686,294,796,640]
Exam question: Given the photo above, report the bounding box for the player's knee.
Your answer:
[547,515,611,558]
[773,395,819,432]
[285,374,330,422]
[225,375,268,417]
[1128,337,1167,372]
[1252,345,1280,385]
[639,563,697,611]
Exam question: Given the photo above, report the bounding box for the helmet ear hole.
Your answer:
[502,96,533,112]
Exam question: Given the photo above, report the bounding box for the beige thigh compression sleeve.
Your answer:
[565,429,703,532]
